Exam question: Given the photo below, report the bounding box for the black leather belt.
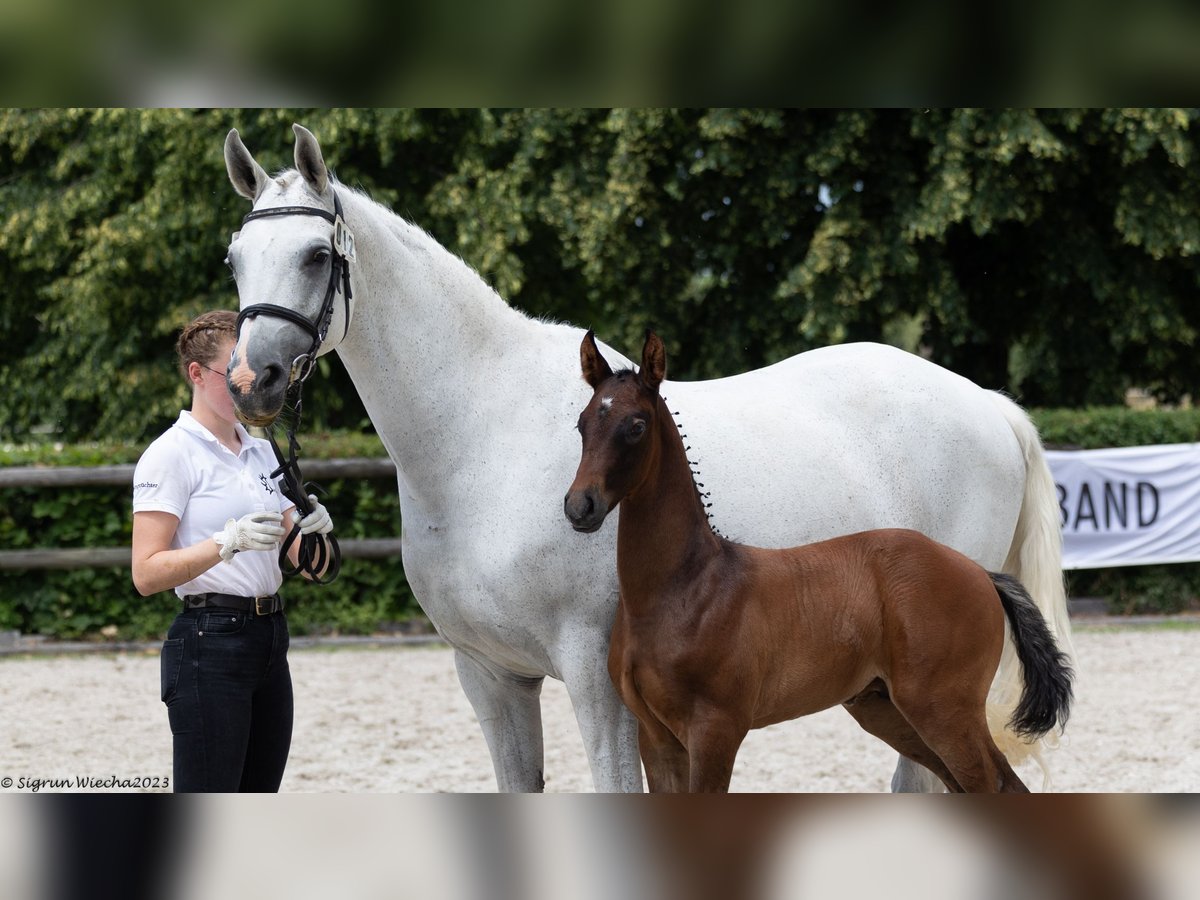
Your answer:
[182,592,285,616]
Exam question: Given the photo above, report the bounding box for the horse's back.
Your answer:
[817,527,1000,598]
[661,343,1024,566]
[758,527,1006,683]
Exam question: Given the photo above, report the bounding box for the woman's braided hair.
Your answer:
[176,310,237,383]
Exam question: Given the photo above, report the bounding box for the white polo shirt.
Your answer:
[133,411,293,599]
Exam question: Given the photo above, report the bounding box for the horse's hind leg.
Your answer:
[454,649,547,792]
[891,756,948,793]
[926,720,1028,793]
[936,722,1029,793]
[892,682,1028,793]
[842,684,962,792]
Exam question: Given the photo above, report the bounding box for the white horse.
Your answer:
[222,124,1075,792]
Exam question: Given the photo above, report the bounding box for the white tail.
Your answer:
[986,392,1077,781]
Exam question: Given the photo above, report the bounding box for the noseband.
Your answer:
[236,190,355,385]
[231,190,356,585]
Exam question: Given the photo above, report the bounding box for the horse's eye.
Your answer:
[627,420,647,441]
[224,256,236,278]
[311,249,330,265]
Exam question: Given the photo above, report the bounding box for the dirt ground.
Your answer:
[1,621,1197,792]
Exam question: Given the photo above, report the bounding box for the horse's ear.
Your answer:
[580,329,614,389]
[225,129,270,201]
[639,331,666,394]
[293,124,329,195]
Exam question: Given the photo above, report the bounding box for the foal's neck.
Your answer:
[617,397,723,603]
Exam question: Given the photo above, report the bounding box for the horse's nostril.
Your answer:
[565,490,595,524]
[260,363,284,391]
[564,494,597,528]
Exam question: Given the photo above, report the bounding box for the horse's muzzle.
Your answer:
[564,487,609,534]
[232,403,281,429]
[228,359,289,427]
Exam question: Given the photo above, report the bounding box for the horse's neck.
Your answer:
[335,194,546,498]
[617,399,723,606]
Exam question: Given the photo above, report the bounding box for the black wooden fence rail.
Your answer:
[0,459,402,571]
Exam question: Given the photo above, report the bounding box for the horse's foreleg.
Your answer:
[453,649,547,792]
[684,709,747,793]
[637,720,689,792]
[560,643,644,792]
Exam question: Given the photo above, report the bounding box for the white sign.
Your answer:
[1046,444,1200,569]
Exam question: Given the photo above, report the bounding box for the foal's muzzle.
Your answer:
[564,487,609,534]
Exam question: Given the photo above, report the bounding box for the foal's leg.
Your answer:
[923,718,1028,793]
[892,682,1028,793]
[932,720,1029,793]
[453,649,547,792]
[636,719,690,792]
[841,688,962,792]
[685,708,748,792]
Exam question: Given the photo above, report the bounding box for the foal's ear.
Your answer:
[580,330,614,389]
[293,124,329,195]
[224,129,270,201]
[639,331,666,394]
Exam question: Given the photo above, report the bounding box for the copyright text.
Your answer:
[1,775,170,792]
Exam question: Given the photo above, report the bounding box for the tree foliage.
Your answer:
[3,108,1199,443]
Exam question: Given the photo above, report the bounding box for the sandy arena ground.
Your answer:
[1,621,1197,792]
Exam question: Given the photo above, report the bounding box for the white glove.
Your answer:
[213,511,286,562]
[297,495,334,535]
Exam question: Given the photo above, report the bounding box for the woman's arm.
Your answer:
[131,510,222,596]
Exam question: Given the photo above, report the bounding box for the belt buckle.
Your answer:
[255,596,270,616]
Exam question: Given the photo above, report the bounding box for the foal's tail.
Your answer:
[989,572,1074,738]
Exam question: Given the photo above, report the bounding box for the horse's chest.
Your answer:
[400,509,617,671]
[610,604,716,704]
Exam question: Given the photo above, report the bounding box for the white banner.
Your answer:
[1046,444,1200,569]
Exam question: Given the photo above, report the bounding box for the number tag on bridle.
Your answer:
[333,216,356,262]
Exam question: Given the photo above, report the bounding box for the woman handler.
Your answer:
[131,310,334,792]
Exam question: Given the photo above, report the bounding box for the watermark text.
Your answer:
[1,775,170,792]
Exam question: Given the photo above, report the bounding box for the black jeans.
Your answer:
[160,606,293,792]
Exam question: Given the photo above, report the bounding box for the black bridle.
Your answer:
[236,190,354,381]
[233,190,357,584]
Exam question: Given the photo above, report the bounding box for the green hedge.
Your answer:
[0,431,420,640]
[5,408,1200,639]
[1031,406,1200,450]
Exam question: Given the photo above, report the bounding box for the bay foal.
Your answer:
[564,331,1073,792]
